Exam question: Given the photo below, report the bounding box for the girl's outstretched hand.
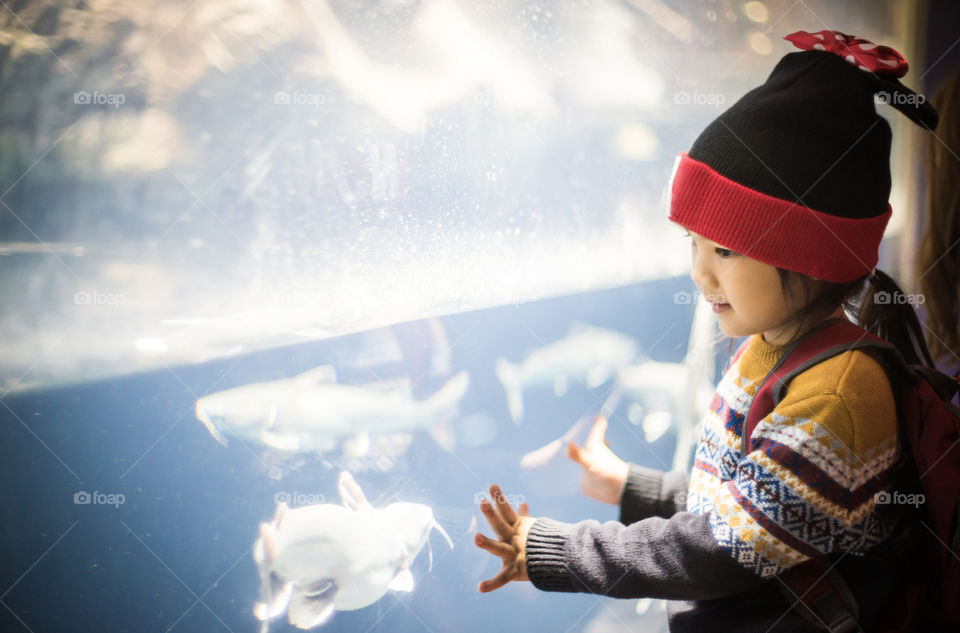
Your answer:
[566,415,629,505]
[474,484,536,592]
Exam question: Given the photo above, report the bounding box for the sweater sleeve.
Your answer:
[527,355,897,598]
[525,511,767,599]
[619,464,690,525]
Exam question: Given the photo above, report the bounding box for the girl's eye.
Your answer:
[715,247,736,258]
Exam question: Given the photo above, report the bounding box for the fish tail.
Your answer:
[494,358,524,424]
[425,371,469,416]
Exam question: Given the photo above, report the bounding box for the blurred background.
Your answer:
[0,0,943,391]
[1,1,957,632]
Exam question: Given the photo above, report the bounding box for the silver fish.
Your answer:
[495,323,638,423]
[195,367,468,454]
[253,471,453,631]
[615,359,715,444]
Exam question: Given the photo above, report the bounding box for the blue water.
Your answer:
[0,275,706,633]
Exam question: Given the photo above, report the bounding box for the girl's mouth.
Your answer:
[712,302,731,313]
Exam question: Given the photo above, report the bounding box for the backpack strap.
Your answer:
[781,558,864,633]
[741,318,894,456]
[740,318,898,633]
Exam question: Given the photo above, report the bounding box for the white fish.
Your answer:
[615,355,716,445]
[495,324,638,423]
[520,384,624,469]
[253,472,453,631]
[195,367,469,454]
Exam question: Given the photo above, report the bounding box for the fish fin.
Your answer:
[341,432,370,458]
[254,580,293,622]
[195,403,229,447]
[585,366,611,389]
[266,404,279,430]
[259,523,277,561]
[294,364,338,384]
[431,518,454,550]
[642,409,673,444]
[494,359,524,424]
[428,419,454,452]
[261,430,300,452]
[274,502,289,525]
[520,415,591,469]
[287,585,336,629]
[519,438,562,469]
[552,375,569,397]
[337,471,371,511]
[425,371,469,414]
[253,534,266,565]
[387,569,414,592]
[301,578,336,598]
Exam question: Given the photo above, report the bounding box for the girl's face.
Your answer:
[684,229,831,346]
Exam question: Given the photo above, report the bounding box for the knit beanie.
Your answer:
[668,30,939,283]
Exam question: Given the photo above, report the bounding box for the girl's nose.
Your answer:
[690,248,715,290]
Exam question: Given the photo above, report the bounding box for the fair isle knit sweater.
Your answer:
[525,331,900,632]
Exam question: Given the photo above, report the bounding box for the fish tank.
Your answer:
[0,1,922,632]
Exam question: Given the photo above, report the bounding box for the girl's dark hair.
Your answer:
[771,267,935,368]
[917,68,960,364]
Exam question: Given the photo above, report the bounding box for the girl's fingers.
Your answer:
[566,440,587,465]
[479,498,512,541]
[473,532,514,558]
[584,415,608,447]
[518,502,530,517]
[490,484,518,526]
[478,565,516,593]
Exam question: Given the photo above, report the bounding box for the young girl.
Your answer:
[474,31,942,632]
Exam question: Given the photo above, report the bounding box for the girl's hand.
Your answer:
[566,415,629,505]
[474,484,536,592]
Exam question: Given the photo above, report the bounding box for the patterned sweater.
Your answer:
[525,330,900,632]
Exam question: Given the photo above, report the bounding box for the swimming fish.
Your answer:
[520,383,624,469]
[253,471,453,631]
[615,359,715,444]
[495,323,638,423]
[195,367,469,454]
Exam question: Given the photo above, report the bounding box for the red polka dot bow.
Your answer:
[784,30,908,78]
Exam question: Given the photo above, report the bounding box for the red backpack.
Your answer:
[733,318,960,633]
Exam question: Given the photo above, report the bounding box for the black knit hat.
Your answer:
[668,30,939,283]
